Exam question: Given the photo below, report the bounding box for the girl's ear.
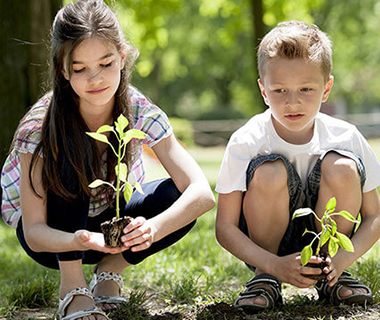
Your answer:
[120,45,128,70]
[62,68,70,81]
[258,79,269,106]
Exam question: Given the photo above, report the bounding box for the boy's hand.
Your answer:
[322,256,344,287]
[274,253,323,288]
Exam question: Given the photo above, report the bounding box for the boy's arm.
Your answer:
[216,191,321,287]
[328,188,380,285]
[216,192,274,269]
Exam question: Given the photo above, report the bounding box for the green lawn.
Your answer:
[1,141,380,319]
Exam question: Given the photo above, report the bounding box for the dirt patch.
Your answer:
[4,304,380,320]
[197,302,245,319]
[3,289,380,320]
[0,308,55,320]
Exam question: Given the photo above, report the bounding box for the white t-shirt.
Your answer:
[216,109,380,194]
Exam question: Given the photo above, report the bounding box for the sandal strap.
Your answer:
[89,270,124,293]
[315,270,372,305]
[245,274,282,301]
[315,278,329,298]
[61,306,108,320]
[58,287,100,320]
[93,295,128,305]
[237,288,275,307]
[234,273,283,310]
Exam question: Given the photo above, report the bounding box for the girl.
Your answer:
[1,1,215,319]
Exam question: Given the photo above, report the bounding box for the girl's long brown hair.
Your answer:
[27,0,139,201]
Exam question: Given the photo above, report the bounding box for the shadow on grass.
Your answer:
[109,293,380,320]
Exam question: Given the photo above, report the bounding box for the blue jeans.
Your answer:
[239,150,365,270]
[17,178,196,270]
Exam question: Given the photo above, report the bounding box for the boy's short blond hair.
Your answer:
[258,20,332,82]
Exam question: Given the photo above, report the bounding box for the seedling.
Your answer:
[292,197,359,266]
[86,114,146,246]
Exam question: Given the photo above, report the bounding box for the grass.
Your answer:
[1,141,380,319]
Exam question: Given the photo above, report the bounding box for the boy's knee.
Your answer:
[249,159,287,192]
[321,153,360,187]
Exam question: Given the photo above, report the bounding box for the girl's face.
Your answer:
[63,37,126,117]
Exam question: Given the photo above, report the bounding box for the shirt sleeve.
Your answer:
[130,88,173,147]
[13,124,42,156]
[352,129,380,193]
[12,95,49,156]
[215,135,253,194]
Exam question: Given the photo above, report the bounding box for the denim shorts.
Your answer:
[239,150,366,270]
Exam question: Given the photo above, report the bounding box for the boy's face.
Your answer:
[258,58,333,144]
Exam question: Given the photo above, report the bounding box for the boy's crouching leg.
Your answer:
[243,158,289,256]
[316,151,362,235]
[237,158,290,309]
[316,152,371,301]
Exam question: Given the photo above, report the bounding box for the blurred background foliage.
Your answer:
[104,0,380,119]
[2,0,380,163]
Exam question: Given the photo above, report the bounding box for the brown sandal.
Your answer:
[316,270,373,305]
[234,274,283,313]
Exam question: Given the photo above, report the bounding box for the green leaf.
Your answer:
[96,125,113,134]
[115,163,128,183]
[338,210,359,223]
[123,129,147,144]
[320,228,331,247]
[336,232,355,252]
[292,208,314,219]
[328,236,339,257]
[325,197,336,213]
[86,132,109,144]
[301,245,313,266]
[132,182,144,194]
[89,179,107,188]
[115,114,129,135]
[331,219,337,236]
[123,182,133,203]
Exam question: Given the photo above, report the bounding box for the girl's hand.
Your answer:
[74,230,128,254]
[274,253,322,288]
[121,217,157,252]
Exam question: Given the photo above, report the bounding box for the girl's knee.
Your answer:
[248,159,287,192]
[321,153,360,187]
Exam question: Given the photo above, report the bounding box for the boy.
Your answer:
[215,20,380,312]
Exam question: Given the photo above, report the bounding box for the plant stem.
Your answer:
[115,137,122,220]
[315,235,322,256]
[315,218,328,256]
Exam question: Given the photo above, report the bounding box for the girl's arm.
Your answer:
[150,134,215,240]
[328,188,380,285]
[123,134,215,248]
[19,153,125,254]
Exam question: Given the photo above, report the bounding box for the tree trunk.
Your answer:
[250,0,266,111]
[0,0,62,168]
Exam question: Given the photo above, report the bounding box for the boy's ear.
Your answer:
[257,79,269,106]
[322,75,334,102]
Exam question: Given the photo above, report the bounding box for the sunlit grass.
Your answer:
[1,141,380,317]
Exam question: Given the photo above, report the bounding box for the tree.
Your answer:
[113,0,261,120]
[0,0,62,167]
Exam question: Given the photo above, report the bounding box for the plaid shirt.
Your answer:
[1,86,172,228]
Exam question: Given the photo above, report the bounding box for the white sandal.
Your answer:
[89,270,128,306]
[57,287,109,320]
